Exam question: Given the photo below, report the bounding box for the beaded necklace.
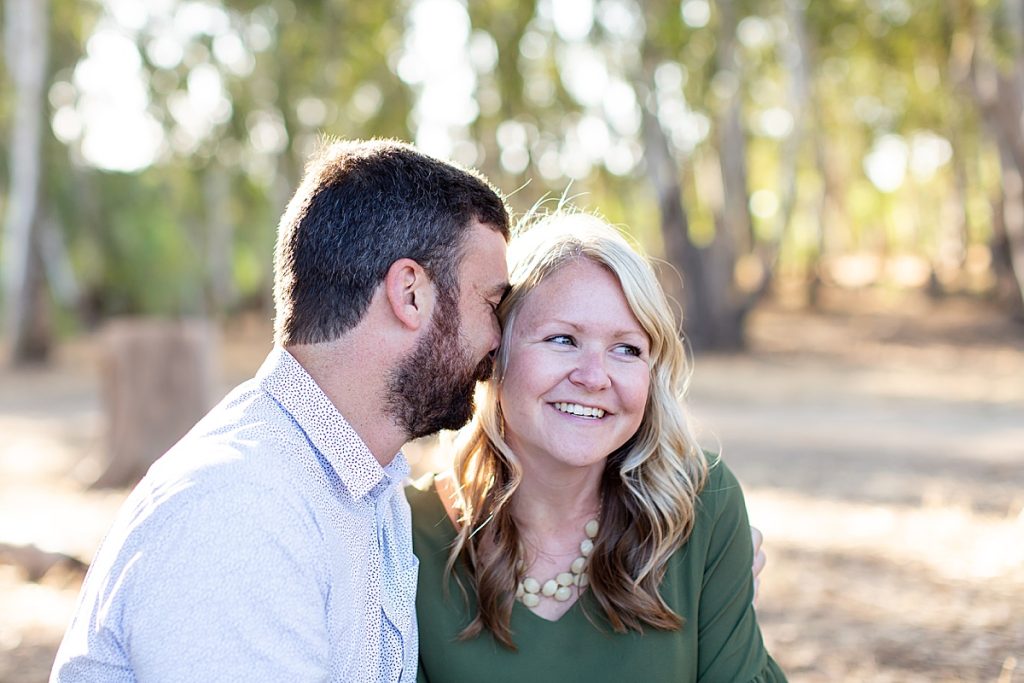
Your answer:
[515,518,599,607]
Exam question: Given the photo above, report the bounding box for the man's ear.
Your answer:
[383,258,435,331]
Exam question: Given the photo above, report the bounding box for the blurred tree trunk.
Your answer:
[641,98,749,351]
[774,0,812,258]
[92,318,219,489]
[640,102,712,346]
[634,0,755,351]
[807,70,845,308]
[948,130,971,269]
[3,0,51,364]
[808,108,836,308]
[956,0,1024,315]
[716,0,754,256]
[966,73,1024,313]
[686,0,755,351]
[992,146,1024,315]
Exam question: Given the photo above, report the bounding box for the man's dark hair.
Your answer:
[273,139,510,345]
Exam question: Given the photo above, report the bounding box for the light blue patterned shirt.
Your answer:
[52,347,419,682]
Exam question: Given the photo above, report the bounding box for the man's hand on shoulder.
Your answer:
[751,526,766,604]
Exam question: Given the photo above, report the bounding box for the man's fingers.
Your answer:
[750,526,766,578]
[752,546,766,577]
[750,526,766,606]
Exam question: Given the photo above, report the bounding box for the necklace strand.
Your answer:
[516,518,599,607]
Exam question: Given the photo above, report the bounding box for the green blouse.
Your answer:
[407,459,786,683]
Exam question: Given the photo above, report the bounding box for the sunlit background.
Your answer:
[2,0,1023,680]
[6,0,1020,339]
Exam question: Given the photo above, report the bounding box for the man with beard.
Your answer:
[52,139,510,682]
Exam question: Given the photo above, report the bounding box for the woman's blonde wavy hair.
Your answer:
[445,210,708,649]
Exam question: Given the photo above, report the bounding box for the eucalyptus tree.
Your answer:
[45,0,412,319]
[797,0,1002,303]
[949,0,1024,313]
[457,0,779,349]
[20,0,1023,357]
[133,0,412,314]
[3,0,99,364]
[3,0,51,363]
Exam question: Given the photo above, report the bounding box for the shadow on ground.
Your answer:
[2,293,1022,682]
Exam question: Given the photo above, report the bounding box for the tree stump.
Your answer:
[92,318,218,489]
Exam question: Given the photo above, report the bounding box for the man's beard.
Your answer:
[386,293,494,440]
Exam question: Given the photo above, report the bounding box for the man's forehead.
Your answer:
[461,223,508,277]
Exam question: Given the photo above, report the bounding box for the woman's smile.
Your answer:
[551,402,607,419]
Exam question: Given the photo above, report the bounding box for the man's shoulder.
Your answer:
[190,376,298,445]
[164,377,311,476]
[127,387,321,532]
[102,439,328,596]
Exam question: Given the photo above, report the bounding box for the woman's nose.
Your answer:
[569,350,611,391]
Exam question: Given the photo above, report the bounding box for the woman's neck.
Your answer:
[512,462,603,539]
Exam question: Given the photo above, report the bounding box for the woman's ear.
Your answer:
[383,258,435,331]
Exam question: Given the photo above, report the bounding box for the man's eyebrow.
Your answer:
[486,282,511,301]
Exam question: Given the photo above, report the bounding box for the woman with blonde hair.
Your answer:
[408,211,785,681]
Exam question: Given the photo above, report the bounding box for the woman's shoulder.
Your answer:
[405,471,459,542]
[405,472,441,517]
[406,471,436,496]
[702,451,741,489]
[695,452,746,517]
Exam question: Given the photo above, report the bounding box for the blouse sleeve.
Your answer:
[696,460,787,683]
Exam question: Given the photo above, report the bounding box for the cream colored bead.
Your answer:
[585,519,599,538]
[579,572,589,588]
[522,592,540,608]
[556,572,574,587]
[554,586,572,601]
[580,538,594,556]
[516,583,525,599]
[523,577,540,594]
[570,556,586,574]
[542,579,558,596]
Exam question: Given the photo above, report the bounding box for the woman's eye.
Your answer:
[615,344,642,357]
[546,335,575,346]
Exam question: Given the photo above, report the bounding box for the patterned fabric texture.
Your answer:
[52,347,418,682]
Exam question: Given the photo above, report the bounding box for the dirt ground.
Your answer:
[1,291,1022,682]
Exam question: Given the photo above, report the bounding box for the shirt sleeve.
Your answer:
[116,480,331,682]
[696,461,787,683]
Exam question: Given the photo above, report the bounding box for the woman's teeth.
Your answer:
[553,402,605,418]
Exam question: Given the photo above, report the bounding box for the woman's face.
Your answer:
[499,259,651,474]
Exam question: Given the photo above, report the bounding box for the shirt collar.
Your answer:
[256,347,407,500]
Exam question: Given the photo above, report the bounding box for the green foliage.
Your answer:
[3,0,1019,334]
